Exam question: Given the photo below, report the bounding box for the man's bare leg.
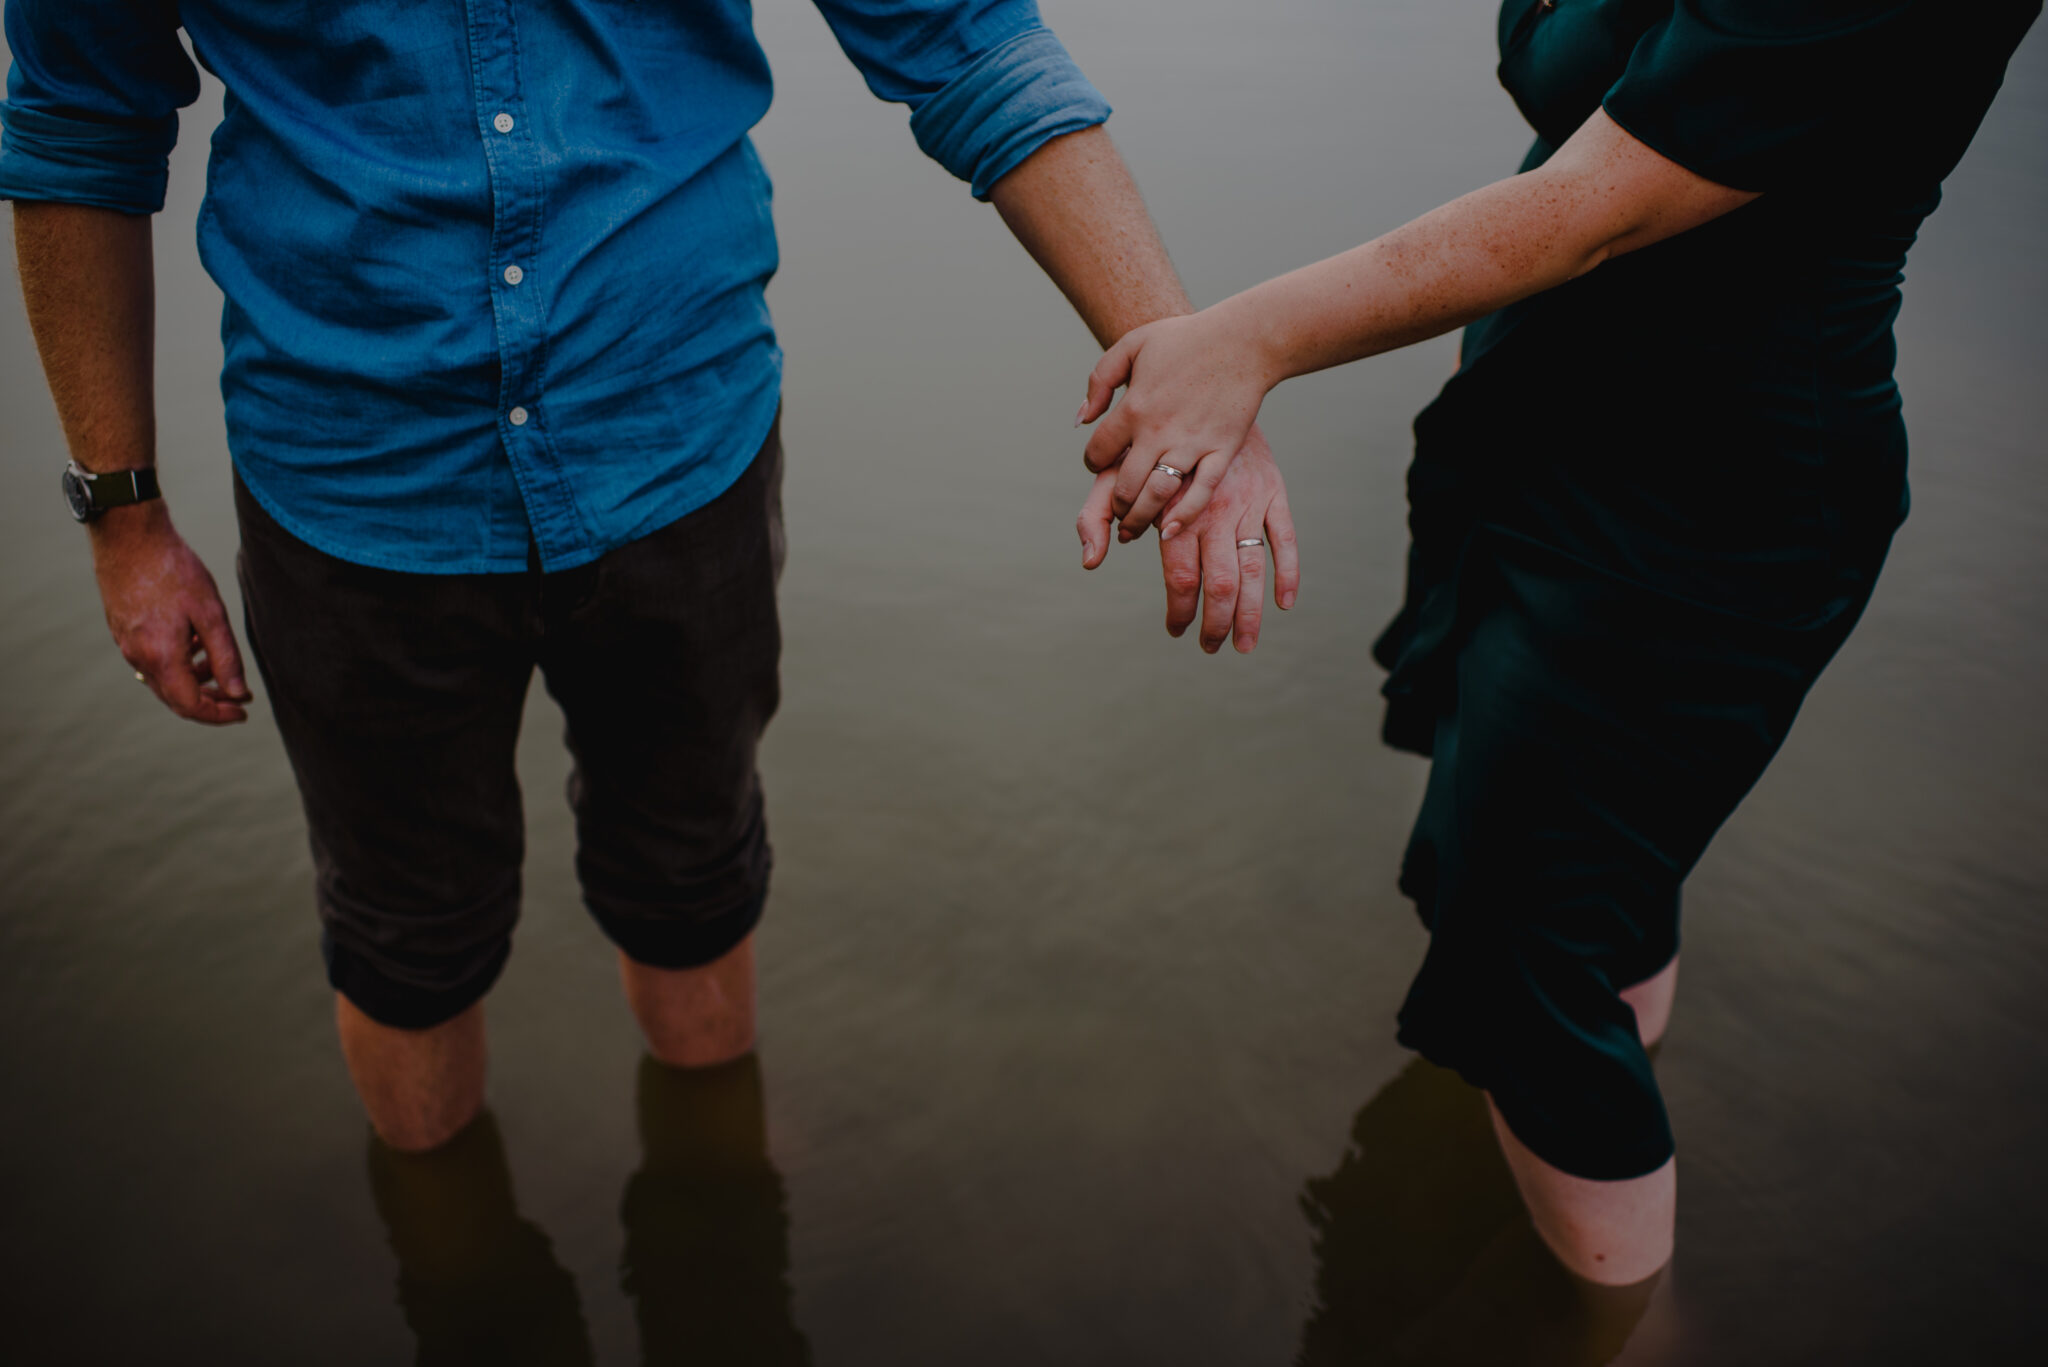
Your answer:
[336,995,487,1153]
[1485,955,1682,1285]
[620,933,757,1068]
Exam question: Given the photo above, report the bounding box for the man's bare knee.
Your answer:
[620,934,758,1069]
[335,995,488,1152]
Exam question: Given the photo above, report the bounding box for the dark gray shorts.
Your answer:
[237,421,785,1028]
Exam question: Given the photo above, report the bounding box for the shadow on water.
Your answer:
[366,1055,810,1366]
[1296,1059,1661,1367]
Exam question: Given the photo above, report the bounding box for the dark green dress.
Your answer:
[1375,0,2040,1180]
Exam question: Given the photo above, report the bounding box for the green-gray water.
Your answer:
[3,3,2044,1362]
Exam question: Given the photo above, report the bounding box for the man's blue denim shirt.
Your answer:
[0,1,1109,572]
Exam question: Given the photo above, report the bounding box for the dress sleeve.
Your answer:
[0,0,201,213]
[806,0,1111,199]
[1602,0,2040,194]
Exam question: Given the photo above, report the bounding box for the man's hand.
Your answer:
[92,504,252,724]
[1079,425,1299,654]
[982,129,1298,639]
[14,205,249,724]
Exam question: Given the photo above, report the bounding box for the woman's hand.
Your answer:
[1078,423,1299,654]
[1075,302,1280,542]
[1072,113,1759,546]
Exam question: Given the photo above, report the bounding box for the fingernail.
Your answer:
[1161,521,1181,542]
[1080,540,1093,562]
[1280,591,1295,609]
[1074,405,1088,427]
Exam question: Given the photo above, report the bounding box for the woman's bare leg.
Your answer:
[1621,955,1679,1048]
[1489,1103,1676,1285]
[1484,955,1682,1284]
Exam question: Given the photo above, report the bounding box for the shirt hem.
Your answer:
[232,459,554,575]
[230,368,785,576]
[609,379,785,553]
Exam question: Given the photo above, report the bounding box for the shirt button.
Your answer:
[493,112,515,134]
[502,264,524,286]
[508,406,529,426]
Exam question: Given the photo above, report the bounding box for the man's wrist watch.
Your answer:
[61,459,161,523]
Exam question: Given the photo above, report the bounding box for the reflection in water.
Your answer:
[365,1055,809,1366]
[1296,1060,1660,1367]
[621,1054,812,1367]
[367,1112,595,1366]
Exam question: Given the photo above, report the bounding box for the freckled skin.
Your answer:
[1078,110,1758,531]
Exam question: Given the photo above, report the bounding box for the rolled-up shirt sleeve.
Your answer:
[809,0,1111,199]
[0,0,201,214]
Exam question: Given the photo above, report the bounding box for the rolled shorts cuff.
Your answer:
[323,929,511,1031]
[585,882,768,972]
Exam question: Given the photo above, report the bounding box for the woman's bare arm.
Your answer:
[1081,110,1758,537]
[1229,109,1756,381]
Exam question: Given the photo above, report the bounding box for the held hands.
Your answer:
[1078,423,1298,654]
[93,504,253,725]
[1075,305,1279,541]
[1074,302,1298,654]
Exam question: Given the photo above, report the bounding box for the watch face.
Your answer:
[61,467,94,522]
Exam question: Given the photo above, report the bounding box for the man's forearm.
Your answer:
[14,200,251,722]
[13,202,159,481]
[988,126,1192,348]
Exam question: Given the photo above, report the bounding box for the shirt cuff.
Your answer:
[909,26,1112,201]
[0,103,179,214]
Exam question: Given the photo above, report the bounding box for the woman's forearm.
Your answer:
[1228,110,1758,387]
[1074,111,1758,538]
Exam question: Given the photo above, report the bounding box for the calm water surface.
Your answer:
[3,3,2044,1363]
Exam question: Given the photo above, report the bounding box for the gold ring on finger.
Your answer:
[133,670,147,683]
[1237,537,1266,549]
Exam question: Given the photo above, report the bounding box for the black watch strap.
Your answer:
[91,467,161,510]
[67,462,162,520]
